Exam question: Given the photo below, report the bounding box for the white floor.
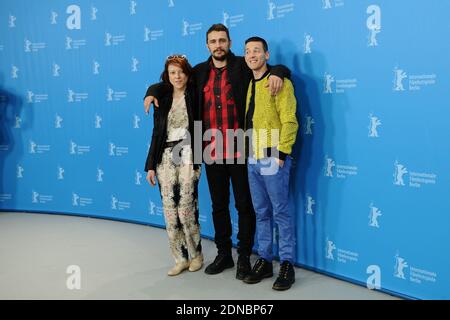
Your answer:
[0,212,400,300]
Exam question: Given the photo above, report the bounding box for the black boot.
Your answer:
[272,261,295,291]
[243,258,273,284]
[204,254,234,275]
[236,255,251,280]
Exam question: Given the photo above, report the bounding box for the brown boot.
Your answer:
[189,254,204,272]
[167,261,190,276]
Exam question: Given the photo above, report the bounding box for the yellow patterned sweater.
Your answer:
[245,73,299,160]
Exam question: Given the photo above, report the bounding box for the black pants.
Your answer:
[205,162,256,257]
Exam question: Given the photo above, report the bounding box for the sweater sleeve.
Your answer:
[144,109,160,171]
[270,64,291,80]
[143,82,171,100]
[275,79,299,158]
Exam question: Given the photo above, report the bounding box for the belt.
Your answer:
[164,140,183,148]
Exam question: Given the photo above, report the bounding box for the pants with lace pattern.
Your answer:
[156,145,201,264]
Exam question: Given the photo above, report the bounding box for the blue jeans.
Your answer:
[247,156,295,263]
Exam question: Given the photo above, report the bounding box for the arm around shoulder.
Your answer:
[143,82,171,100]
[270,64,291,80]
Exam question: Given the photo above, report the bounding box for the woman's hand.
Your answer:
[147,170,157,186]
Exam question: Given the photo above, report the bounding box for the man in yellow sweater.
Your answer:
[242,36,299,291]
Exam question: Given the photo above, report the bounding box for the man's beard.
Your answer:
[212,49,229,61]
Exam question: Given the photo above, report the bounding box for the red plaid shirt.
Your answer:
[202,64,240,160]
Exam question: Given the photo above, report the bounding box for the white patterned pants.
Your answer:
[156,145,202,263]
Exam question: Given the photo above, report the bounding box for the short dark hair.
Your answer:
[245,36,268,52]
[206,23,230,43]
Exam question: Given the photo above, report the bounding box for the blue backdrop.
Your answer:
[1,0,449,299]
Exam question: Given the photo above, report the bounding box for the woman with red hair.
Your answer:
[144,55,202,276]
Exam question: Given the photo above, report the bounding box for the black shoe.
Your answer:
[236,255,251,280]
[243,258,273,284]
[204,254,234,275]
[272,261,295,291]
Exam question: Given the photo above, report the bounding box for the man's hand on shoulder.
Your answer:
[266,75,283,96]
[144,96,159,114]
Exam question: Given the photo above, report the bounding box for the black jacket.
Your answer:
[144,51,291,131]
[144,84,200,172]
